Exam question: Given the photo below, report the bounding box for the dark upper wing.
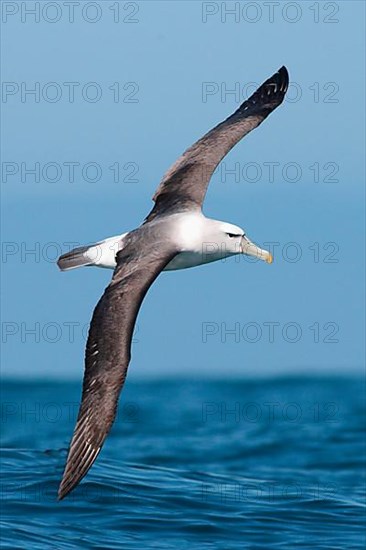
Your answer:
[145,66,289,223]
[58,231,177,500]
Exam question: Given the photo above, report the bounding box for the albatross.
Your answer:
[57,66,289,499]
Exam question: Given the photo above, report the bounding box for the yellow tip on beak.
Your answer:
[266,253,273,264]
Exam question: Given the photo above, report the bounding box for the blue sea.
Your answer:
[1,376,365,549]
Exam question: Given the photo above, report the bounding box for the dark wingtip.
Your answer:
[259,65,289,98]
[57,476,71,501]
[57,476,78,501]
[237,65,290,116]
[57,478,76,501]
[277,65,289,92]
[57,438,102,501]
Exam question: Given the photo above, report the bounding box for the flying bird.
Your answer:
[57,66,289,499]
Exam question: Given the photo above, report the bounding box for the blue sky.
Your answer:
[1,1,365,379]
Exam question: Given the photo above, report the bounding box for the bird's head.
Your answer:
[208,220,273,263]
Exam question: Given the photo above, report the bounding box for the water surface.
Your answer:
[1,376,365,549]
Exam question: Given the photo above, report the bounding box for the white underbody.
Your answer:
[81,213,241,271]
[60,212,271,272]
[87,236,227,271]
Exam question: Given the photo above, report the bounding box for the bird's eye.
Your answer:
[227,233,236,238]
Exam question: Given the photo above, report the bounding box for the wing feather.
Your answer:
[58,230,177,499]
[145,66,289,222]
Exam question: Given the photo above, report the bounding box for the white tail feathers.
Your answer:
[57,234,126,271]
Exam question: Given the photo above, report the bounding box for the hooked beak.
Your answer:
[240,235,273,264]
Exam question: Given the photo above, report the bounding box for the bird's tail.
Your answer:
[57,234,125,271]
[57,244,97,271]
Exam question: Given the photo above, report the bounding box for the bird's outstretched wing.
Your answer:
[145,66,289,222]
[58,231,177,500]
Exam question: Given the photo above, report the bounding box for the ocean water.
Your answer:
[1,376,365,549]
